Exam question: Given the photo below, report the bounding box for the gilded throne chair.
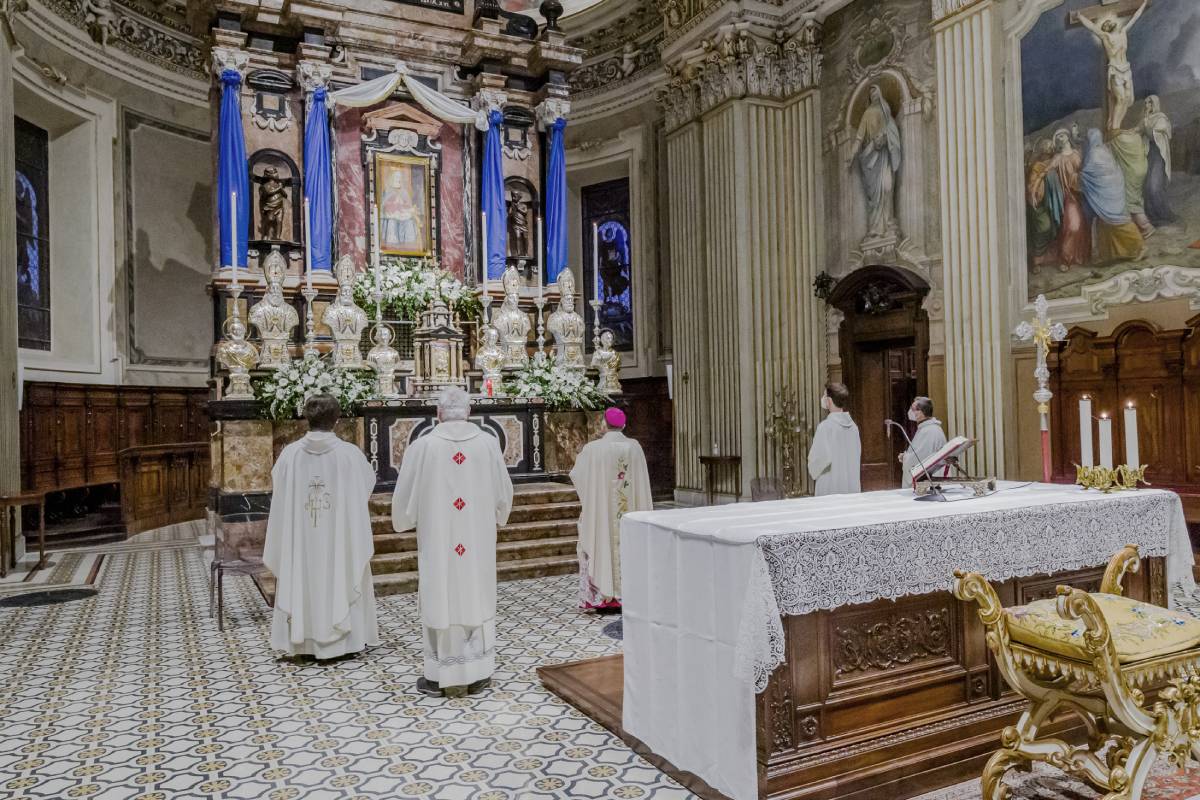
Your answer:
[954,546,1200,800]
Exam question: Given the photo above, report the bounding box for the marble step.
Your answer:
[370,535,579,575]
[372,520,579,553]
[372,553,579,597]
[368,482,577,515]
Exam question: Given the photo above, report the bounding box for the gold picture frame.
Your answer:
[373,153,433,257]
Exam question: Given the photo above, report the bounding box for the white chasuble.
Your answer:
[806,411,862,496]
[264,432,380,658]
[391,420,514,685]
[570,431,653,603]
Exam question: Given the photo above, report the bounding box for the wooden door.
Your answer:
[854,343,916,491]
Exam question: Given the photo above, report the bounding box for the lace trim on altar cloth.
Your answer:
[735,492,1180,694]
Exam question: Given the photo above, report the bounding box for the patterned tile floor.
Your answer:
[2,531,1199,800]
[0,536,693,800]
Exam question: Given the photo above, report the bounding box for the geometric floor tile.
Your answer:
[0,538,695,800]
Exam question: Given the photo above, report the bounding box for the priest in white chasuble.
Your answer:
[264,394,380,660]
[806,382,862,496]
[569,407,653,612]
[391,387,514,698]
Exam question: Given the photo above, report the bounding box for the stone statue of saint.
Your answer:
[591,329,622,394]
[474,325,505,393]
[1078,0,1147,134]
[367,323,401,399]
[546,267,585,370]
[248,247,299,369]
[849,84,902,241]
[492,265,531,369]
[322,255,368,368]
[506,190,531,257]
[258,167,288,242]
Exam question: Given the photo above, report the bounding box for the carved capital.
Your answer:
[657,19,822,131]
[472,88,508,115]
[0,0,28,43]
[535,97,570,128]
[932,0,989,23]
[296,60,333,93]
[212,46,250,80]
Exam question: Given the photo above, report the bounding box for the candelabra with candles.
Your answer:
[534,296,548,365]
[300,286,319,358]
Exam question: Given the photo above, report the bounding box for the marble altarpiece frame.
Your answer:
[361,107,443,262]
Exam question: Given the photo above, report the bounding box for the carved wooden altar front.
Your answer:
[754,559,1166,800]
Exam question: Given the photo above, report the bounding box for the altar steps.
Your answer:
[367,482,581,597]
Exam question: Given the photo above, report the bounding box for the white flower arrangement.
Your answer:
[503,360,609,412]
[353,257,481,321]
[252,355,378,421]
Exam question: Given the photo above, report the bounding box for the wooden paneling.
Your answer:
[119,443,209,534]
[1050,317,1200,522]
[20,382,209,494]
[619,377,674,497]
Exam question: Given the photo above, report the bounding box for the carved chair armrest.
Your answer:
[1055,585,1120,664]
[1099,544,1141,596]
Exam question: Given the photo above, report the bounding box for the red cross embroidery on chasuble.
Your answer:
[453,452,465,465]
[453,497,466,511]
[455,543,466,556]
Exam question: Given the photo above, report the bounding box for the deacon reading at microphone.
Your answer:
[898,396,947,483]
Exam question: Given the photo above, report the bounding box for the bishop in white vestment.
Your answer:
[392,387,514,697]
[264,395,380,660]
[807,382,862,496]
[900,396,948,482]
[569,407,652,611]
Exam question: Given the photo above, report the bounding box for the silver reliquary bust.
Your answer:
[546,266,585,370]
[322,255,368,368]
[248,247,299,369]
[492,265,531,370]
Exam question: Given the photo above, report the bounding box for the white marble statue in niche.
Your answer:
[849,84,902,242]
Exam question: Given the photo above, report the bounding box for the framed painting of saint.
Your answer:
[374,154,433,257]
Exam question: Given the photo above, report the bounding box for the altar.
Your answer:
[539,483,1196,800]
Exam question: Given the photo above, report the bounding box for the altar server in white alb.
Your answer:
[807,382,862,496]
[392,387,514,698]
[900,395,948,482]
[569,407,653,612]
[264,394,380,660]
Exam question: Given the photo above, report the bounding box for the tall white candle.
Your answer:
[481,210,487,287]
[1124,402,1139,467]
[1078,396,1093,467]
[303,196,313,291]
[1098,414,1114,469]
[372,201,382,272]
[230,190,239,288]
[591,222,600,305]
[536,215,544,302]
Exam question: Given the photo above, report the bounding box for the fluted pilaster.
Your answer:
[666,92,826,499]
[934,0,1011,478]
[0,11,20,496]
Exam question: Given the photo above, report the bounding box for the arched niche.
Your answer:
[828,264,931,491]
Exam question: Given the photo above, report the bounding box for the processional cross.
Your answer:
[1014,295,1067,483]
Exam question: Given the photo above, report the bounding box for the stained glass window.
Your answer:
[15,117,50,351]
[581,178,633,352]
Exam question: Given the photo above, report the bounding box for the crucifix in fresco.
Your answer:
[1068,0,1150,135]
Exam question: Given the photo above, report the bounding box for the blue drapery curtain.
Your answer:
[304,87,333,271]
[482,109,507,280]
[217,69,250,269]
[545,117,568,283]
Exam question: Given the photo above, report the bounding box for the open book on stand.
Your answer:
[909,436,998,499]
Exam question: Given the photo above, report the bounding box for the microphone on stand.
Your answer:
[885,418,946,503]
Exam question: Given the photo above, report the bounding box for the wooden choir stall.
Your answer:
[539,483,1194,800]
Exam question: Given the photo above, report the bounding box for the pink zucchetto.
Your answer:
[604,407,626,428]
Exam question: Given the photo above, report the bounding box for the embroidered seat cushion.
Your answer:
[1006,594,1200,663]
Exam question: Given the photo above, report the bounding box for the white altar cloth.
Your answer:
[620,483,1194,800]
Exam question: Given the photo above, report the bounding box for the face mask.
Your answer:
[907,409,920,422]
